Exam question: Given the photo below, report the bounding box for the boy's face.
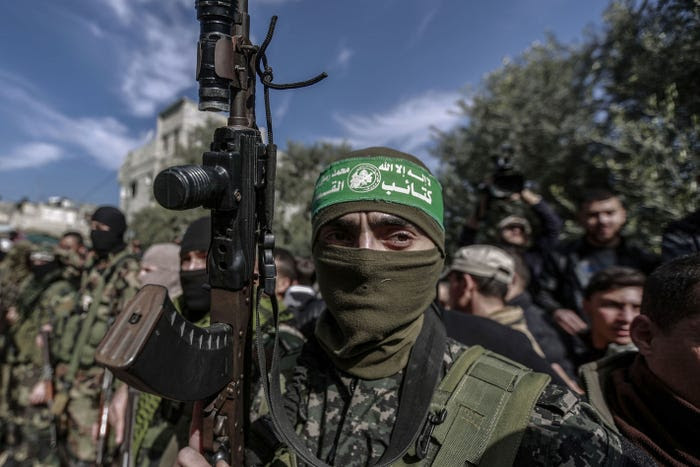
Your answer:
[584,285,642,349]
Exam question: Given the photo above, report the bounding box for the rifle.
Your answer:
[95,368,115,466]
[120,387,138,467]
[38,329,57,448]
[95,1,325,464]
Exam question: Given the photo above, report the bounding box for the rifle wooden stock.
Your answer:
[39,330,57,448]
[120,387,138,467]
[96,368,114,466]
[96,285,233,401]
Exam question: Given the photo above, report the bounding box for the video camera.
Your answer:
[488,156,525,199]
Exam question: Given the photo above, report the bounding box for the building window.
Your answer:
[131,181,137,198]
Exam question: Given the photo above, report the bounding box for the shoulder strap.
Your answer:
[411,347,550,466]
[579,351,635,434]
[257,296,446,467]
[66,253,138,381]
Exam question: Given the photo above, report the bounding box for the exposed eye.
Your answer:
[320,228,354,246]
[383,229,417,249]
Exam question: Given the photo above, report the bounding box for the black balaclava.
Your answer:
[91,206,127,257]
[179,216,211,321]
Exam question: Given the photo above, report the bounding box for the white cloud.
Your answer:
[416,9,438,40]
[329,90,463,158]
[0,78,145,171]
[0,143,63,171]
[335,47,354,69]
[101,0,135,24]
[119,12,197,117]
[273,94,293,122]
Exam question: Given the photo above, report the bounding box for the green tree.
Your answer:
[433,0,700,255]
[274,141,352,256]
[433,37,599,254]
[130,206,207,249]
[590,0,700,246]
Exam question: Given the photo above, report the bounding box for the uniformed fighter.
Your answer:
[179,148,652,466]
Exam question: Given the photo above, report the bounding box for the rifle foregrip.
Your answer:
[96,285,233,401]
[154,165,227,210]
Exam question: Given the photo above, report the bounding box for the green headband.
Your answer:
[311,156,444,229]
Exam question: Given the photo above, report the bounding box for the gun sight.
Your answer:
[196,0,236,112]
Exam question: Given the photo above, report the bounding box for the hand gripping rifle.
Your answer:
[95,1,325,464]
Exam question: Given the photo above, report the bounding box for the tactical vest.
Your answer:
[396,346,550,466]
[273,345,550,467]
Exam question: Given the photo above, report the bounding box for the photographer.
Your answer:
[459,162,562,292]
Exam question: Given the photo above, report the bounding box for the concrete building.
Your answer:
[0,197,93,241]
[118,98,227,221]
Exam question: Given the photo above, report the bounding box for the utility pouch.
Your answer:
[51,391,69,416]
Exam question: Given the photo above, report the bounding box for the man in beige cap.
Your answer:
[446,244,545,358]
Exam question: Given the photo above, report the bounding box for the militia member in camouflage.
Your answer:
[0,240,34,430]
[3,233,85,466]
[130,220,211,467]
[178,147,652,466]
[53,206,140,465]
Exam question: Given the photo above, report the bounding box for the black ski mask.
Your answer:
[90,206,127,257]
[30,258,59,280]
[179,217,211,321]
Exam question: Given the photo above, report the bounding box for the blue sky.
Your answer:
[0,0,610,205]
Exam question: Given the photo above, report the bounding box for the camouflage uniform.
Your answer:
[0,241,33,428]
[54,248,140,464]
[4,265,79,467]
[130,295,194,467]
[130,294,304,467]
[255,337,630,466]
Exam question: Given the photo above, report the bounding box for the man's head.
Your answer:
[29,242,58,278]
[309,147,445,378]
[179,217,211,316]
[577,188,626,247]
[58,231,84,253]
[274,247,298,300]
[295,256,316,287]
[583,267,645,349]
[139,243,181,298]
[55,231,87,278]
[631,254,700,407]
[90,206,127,257]
[311,147,444,255]
[505,251,530,301]
[445,245,514,314]
[498,215,531,247]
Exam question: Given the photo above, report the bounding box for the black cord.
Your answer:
[254,15,328,145]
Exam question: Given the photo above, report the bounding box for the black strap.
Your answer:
[376,306,446,465]
[255,293,446,467]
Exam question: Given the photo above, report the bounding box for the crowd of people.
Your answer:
[0,146,698,466]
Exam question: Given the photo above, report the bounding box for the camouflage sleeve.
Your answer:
[113,257,141,315]
[515,384,624,466]
[36,280,77,326]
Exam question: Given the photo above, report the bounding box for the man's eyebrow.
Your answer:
[368,213,415,229]
[324,217,358,230]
